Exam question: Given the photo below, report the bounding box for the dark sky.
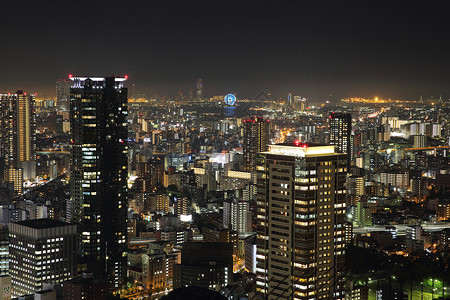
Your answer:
[1,1,449,100]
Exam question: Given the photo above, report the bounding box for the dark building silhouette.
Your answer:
[63,273,110,300]
[173,242,233,290]
[243,117,269,172]
[69,76,128,288]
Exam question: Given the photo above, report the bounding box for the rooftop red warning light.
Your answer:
[68,74,73,78]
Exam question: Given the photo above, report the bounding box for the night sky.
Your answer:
[1,1,449,100]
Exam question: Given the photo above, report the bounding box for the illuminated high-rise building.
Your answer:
[243,117,269,172]
[195,79,203,100]
[256,143,347,299]
[0,91,36,191]
[56,78,71,111]
[9,219,76,297]
[69,76,128,288]
[329,112,352,168]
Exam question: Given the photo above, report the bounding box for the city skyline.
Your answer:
[0,2,449,100]
[0,1,450,299]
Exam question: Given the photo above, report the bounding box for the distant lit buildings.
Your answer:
[69,76,128,287]
[9,219,76,297]
[243,117,269,172]
[0,90,36,192]
[195,79,203,100]
[413,134,427,148]
[4,168,23,195]
[56,78,71,111]
[329,112,351,168]
[256,143,347,299]
[223,198,250,234]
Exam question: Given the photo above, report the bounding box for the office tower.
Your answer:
[256,143,347,299]
[173,242,232,290]
[69,76,128,288]
[195,79,203,100]
[329,112,351,168]
[9,219,76,297]
[0,91,36,190]
[243,117,269,172]
[56,79,71,111]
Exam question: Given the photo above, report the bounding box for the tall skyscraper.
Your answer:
[329,112,352,168]
[195,79,203,100]
[69,76,128,288]
[256,143,347,299]
[56,78,71,111]
[0,91,36,191]
[9,219,76,297]
[243,117,269,172]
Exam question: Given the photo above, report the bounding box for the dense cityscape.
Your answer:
[1,2,450,300]
[0,78,448,299]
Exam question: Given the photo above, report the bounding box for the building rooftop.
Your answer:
[275,142,326,147]
[262,143,339,157]
[13,219,72,229]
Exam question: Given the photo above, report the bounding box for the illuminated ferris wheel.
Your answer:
[224,93,236,106]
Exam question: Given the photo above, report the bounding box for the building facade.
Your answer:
[256,143,347,299]
[0,91,36,189]
[9,219,76,297]
[173,242,232,290]
[56,78,71,112]
[243,117,269,172]
[69,76,128,287]
[329,112,351,168]
[195,79,203,100]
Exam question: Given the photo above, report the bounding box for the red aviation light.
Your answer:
[124,75,128,79]
[68,74,73,78]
